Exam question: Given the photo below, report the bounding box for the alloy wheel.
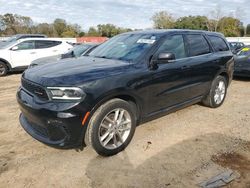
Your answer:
[214,80,226,105]
[98,108,132,150]
[0,64,6,75]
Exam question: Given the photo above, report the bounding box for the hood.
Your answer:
[23,56,132,86]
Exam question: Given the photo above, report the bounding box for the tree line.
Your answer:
[0,13,132,38]
[152,10,250,37]
[0,11,250,38]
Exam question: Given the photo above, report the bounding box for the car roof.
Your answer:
[122,29,224,37]
[17,38,64,42]
[14,34,46,37]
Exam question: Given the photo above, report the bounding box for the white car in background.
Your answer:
[0,38,73,76]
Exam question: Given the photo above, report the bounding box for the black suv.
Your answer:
[17,30,234,156]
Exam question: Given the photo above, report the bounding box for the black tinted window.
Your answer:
[156,35,186,59]
[16,41,35,50]
[208,36,229,52]
[35,40,62,49]
[186,34,210,56]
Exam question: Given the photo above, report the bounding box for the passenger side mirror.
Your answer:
[11,46,19,51]
[158,52,175,62]
[71,51,75,57]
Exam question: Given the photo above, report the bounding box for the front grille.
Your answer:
[21,78,49,100]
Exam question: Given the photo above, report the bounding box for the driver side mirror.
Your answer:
[158,52,175,62]
[149,52,176,70]
[11,46,19,51]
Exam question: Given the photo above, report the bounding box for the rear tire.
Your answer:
[0,62,8,77]
[87,98,137,156]
[202,75,227,108]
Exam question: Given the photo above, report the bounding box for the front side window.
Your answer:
[208,36,229,52]
[15,41,35,50]
[89,33,161,62]
[35,40,62,49]
[154,35,186,59]
[186,34,211,56]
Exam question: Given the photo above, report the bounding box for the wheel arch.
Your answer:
[0,58,12,71]
[80,91,142,148]
[91,92,142,123]
[219,72,229,86]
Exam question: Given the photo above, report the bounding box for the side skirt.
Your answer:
[140,96,203,124]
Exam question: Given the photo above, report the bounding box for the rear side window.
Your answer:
[35,40,62,49]
[155,35,186,59]
[185,34,211,56]
[208,36,229,52]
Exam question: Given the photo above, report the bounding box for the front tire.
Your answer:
[0,62,8,77]
[202,75,227,108]
[87,99,137,156]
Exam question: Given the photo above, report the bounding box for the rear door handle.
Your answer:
[30,52,36,54]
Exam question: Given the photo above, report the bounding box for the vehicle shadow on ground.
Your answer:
[4,71,23,77]
[85,133,250,188]
[233,76,250,82]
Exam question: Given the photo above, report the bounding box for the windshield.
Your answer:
[0,40,17,49]
[88,33,160,62]
[5,36,18,43]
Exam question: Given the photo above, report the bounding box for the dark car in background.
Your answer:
[17,30,234,156]
[229,42,245,54]
[234,46,250,77]
[29,43,98,68]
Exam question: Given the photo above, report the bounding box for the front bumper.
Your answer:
[17,88,89,149]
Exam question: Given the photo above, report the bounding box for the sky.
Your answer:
[0,0,249,30]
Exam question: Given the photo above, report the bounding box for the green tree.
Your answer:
[78,31,85,37]
[53,18,67,37]
[97,24,119,37]
[175,16,208,30]
[1,13,19,35]
[87,27,100,36]
[217,17,242,37]
[61,24,82,37]
[239,24,245,37]
[151,11,175,29]
[0,13,34,35]
[35,23,56,36]
[246,24,250,36]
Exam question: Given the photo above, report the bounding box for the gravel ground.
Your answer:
[0,74,249,188]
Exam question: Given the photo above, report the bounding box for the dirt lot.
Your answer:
[0,74,250,188]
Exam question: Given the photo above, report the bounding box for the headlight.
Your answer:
[47,87,85,100]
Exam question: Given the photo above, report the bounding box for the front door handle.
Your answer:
[30,52,36,54]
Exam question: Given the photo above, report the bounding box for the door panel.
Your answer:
[10,50,38,67]
[146,58,201,115]
[10,40,37,67]
[145,34,217,115]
